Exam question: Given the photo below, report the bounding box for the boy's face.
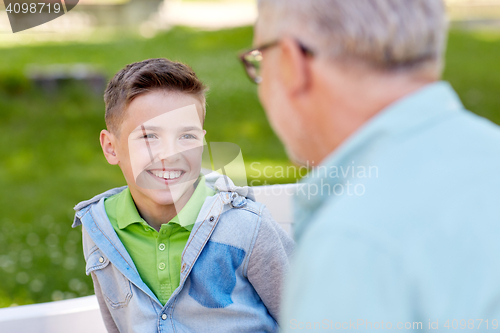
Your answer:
[111,91,205,208]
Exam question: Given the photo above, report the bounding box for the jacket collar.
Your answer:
[72,186,127,227]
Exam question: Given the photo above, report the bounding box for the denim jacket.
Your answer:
[73,176,294,333]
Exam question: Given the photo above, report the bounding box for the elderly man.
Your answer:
[240,0,500,331]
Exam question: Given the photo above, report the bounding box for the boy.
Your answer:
[72,58,293,333]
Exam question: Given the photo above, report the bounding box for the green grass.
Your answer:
[0,26,500,307]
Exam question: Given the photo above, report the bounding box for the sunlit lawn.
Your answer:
[0,26,499,307]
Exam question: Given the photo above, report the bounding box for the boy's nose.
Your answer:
[161,152,181,164]
[157,144,181,163]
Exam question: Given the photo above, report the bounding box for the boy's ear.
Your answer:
[100,130,119,165]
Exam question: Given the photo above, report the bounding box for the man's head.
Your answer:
[100,58,208,210]
[253,0,448,165]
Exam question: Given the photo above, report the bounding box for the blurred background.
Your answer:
[0,0,499,308]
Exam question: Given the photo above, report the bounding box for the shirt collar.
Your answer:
[116,175,215,232]
[116,187,146,230]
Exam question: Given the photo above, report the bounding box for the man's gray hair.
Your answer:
[257,0,448,75]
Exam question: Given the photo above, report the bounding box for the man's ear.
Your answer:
[278,37,311,96]
[100,130,119,165]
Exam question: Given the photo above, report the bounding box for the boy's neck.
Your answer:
[132,186,196,232]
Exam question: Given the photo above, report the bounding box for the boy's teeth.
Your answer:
[153,171,182,180]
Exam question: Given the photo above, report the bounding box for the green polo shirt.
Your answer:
[104,176,215,305]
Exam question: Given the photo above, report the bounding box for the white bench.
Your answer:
[0,184,297,333]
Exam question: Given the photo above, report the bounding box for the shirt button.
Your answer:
[158,243,166,251]
[99,257,104,263]
[159,262,166,270]
[161,314,167,320]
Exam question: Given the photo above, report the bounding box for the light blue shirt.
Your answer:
[282,82,500,332]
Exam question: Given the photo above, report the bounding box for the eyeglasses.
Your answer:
[238,40,314,84]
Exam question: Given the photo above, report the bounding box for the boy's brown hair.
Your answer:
[104,58,208,135]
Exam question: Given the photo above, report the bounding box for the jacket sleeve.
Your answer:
[246,206,295,322]
[91,272,121,333]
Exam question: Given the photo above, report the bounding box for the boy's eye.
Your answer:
[181,134,197,140]
[142,133,158,139]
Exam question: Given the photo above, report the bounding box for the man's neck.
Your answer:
[306,61,436,164]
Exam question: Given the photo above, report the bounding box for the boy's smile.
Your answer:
[126,94,205,204]
[101,91,206,226]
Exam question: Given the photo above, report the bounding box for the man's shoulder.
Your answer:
[369,108,500,185]
[405,108,500,157]
[313,109,500,234]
